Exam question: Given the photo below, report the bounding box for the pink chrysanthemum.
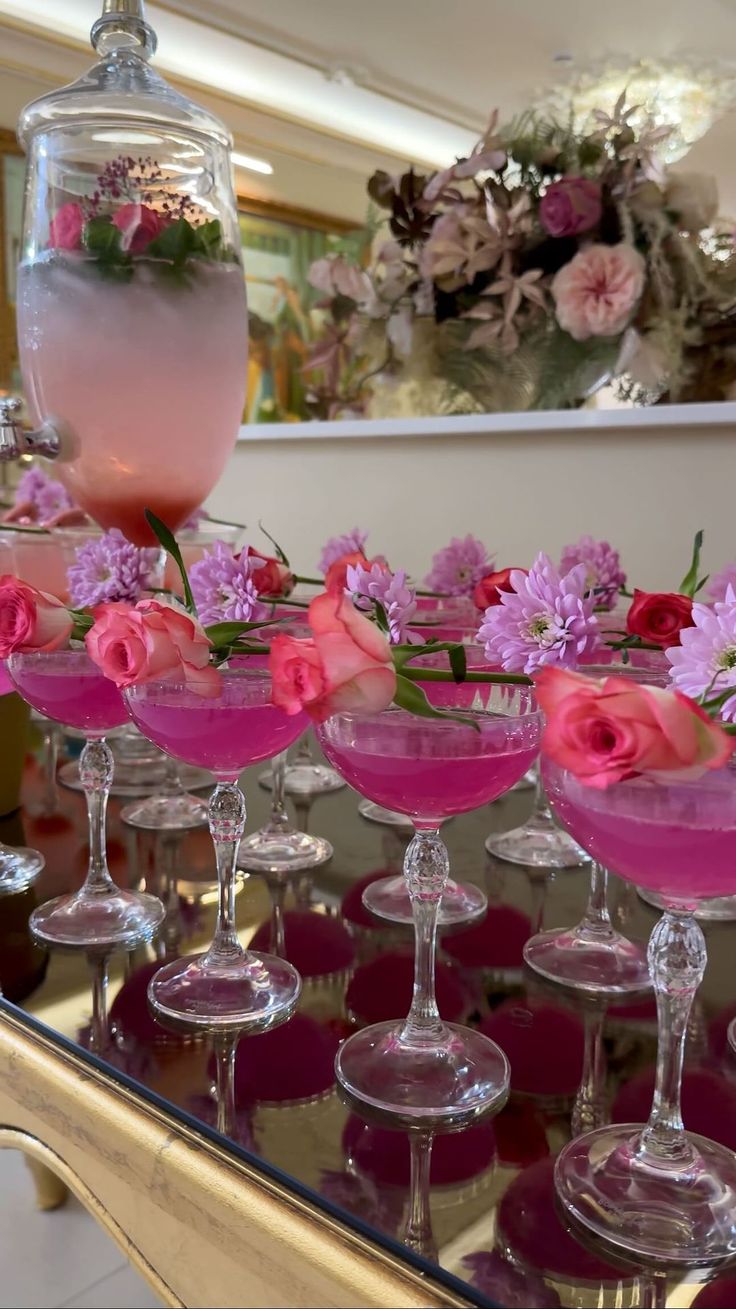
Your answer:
[559,534,626,610]
[425,534,492,596]
[319,529,369,575]
[478,552,601,673]
[15,465,75,524]
[667,586,736,721]
[67,529,159,607]
[346,561,423,645]
[190,541,267,625]
[707,563,736,604]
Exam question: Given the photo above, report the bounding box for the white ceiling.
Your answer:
[1,0,735,218]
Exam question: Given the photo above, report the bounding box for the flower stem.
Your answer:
[401,667,532,686]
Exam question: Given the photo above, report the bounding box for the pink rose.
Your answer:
[112,203,167,254]
[0,575,73,657]
[269,590,397,722]
[86,598,220,697]
[551,243,646,341]
[48,202,85,251]
[539,177,602,238]
[535,665,731,789]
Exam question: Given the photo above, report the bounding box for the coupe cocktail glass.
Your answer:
[124,669,305,1031]
[318,687,541,1127]
[238,742,333,875]
[8,649,164,947]
[546,758,736,1265]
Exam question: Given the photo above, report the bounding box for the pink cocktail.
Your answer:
[125,669,306,1136]
[545,758,736,1266]
[18,257,247,545]
[317,691,541,1127]
[7,650,164,949]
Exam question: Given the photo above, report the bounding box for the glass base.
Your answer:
[335,1020,510,1130]
[29,887,164,950]
[148,949,301,1034]
[0,845,44,895]
[59,758,212,799]
[637,887,736,922]
[259,761,346,796]
[120,790,209,831]
[362,874,487,928]
[523,925,651,994]
[357,799,415,829]
[237,827,333,874]
[485,811,590,868]
[556,1123,736,1265]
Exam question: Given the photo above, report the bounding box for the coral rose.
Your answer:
[242,547,294,598]
[539,177,602,238]
[551,243,646,341]
[269,590,396,722]
[0,576,73,657]
[626,590,695,648]
[473,567,525,611]
[86,597,220,696]
[112,203,167,253]
[48,202,84,251]
[535,666,731,788]
[325,551,385,595]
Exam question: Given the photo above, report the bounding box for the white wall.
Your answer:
[206,407,736,590]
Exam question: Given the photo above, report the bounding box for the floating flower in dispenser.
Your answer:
[425,535,492,597]
[3,464,78,527]
[189,542,268,625]
[559,536,626,611]
[478,553,601,674]
[67,529,160,607]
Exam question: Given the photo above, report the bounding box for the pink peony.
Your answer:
[539,177,602,238]
[0,576,73,657]
[551,243,646,341]
[269,590,396,722]
[536,665,731,789]
[112,203,167,254]
[85,597,220,697]
[48,202,85,251]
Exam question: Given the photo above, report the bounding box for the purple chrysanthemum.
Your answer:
[319,528,369,575]
[559,534,626,610]
[346,561,423,645]
[478,552,601,673]
[67,529,159,607]
[181,506,209,532]
[190,541,267,625]
[667,586,736,721]
[707,563,736,604]
[15,465,75,523]
[424,534,491,596]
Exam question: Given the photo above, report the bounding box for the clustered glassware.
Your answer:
[318,686,541,1126]
[8,649,164,948]
[545,757,736,1265]
[238,742,333,875]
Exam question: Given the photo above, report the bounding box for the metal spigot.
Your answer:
[0,399,61,463]
[91,0,157,59]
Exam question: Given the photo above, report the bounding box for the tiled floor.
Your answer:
[0,1149,164,1309]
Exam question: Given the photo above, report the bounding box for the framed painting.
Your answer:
[238,197,357,423]
[0,127,24,395]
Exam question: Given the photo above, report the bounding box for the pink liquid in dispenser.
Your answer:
[547,764,736,904]
[9,652,127,732]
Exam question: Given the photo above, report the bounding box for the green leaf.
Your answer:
[679,530,704,598]
[393,673,478,729]
[144,509,196,615]
[146,217,198,267]
[204,619,283,646]
[693,573,709,597]
[449,644,467,683]
[84,216,126,261]
[193,218,223,258]
[258,521,290,567]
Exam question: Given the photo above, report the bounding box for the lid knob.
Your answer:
[91,0,157,60]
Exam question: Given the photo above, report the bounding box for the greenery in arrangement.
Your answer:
[302,98,736,416]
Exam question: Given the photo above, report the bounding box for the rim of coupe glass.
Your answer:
[318,694,541,734]
[123,665,273,698]
[543,753,736,801]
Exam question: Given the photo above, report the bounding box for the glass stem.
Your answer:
[293,733,313,767]
[533,761,554,823]
[161,753,185,799]
[578,862,615,939]
[80,737,116,896]
[88,952,110,1054]
[527,869,549,935]
[42,721,59,815]
[213,1033,238,1139]
[404,1131,437,1261]
[160,834,183,958]
[401,829,447,1046]
[638,909,706,1167]
[266,752,293,836]
[204,783,245,967]
[270,880,287,958]
[571,1000,608,1137]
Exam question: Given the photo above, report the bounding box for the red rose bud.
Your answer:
[242,547,294,598]
[626,590,695,648]
[473,567,525,611]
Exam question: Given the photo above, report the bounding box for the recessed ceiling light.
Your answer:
[231,151,273,175]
